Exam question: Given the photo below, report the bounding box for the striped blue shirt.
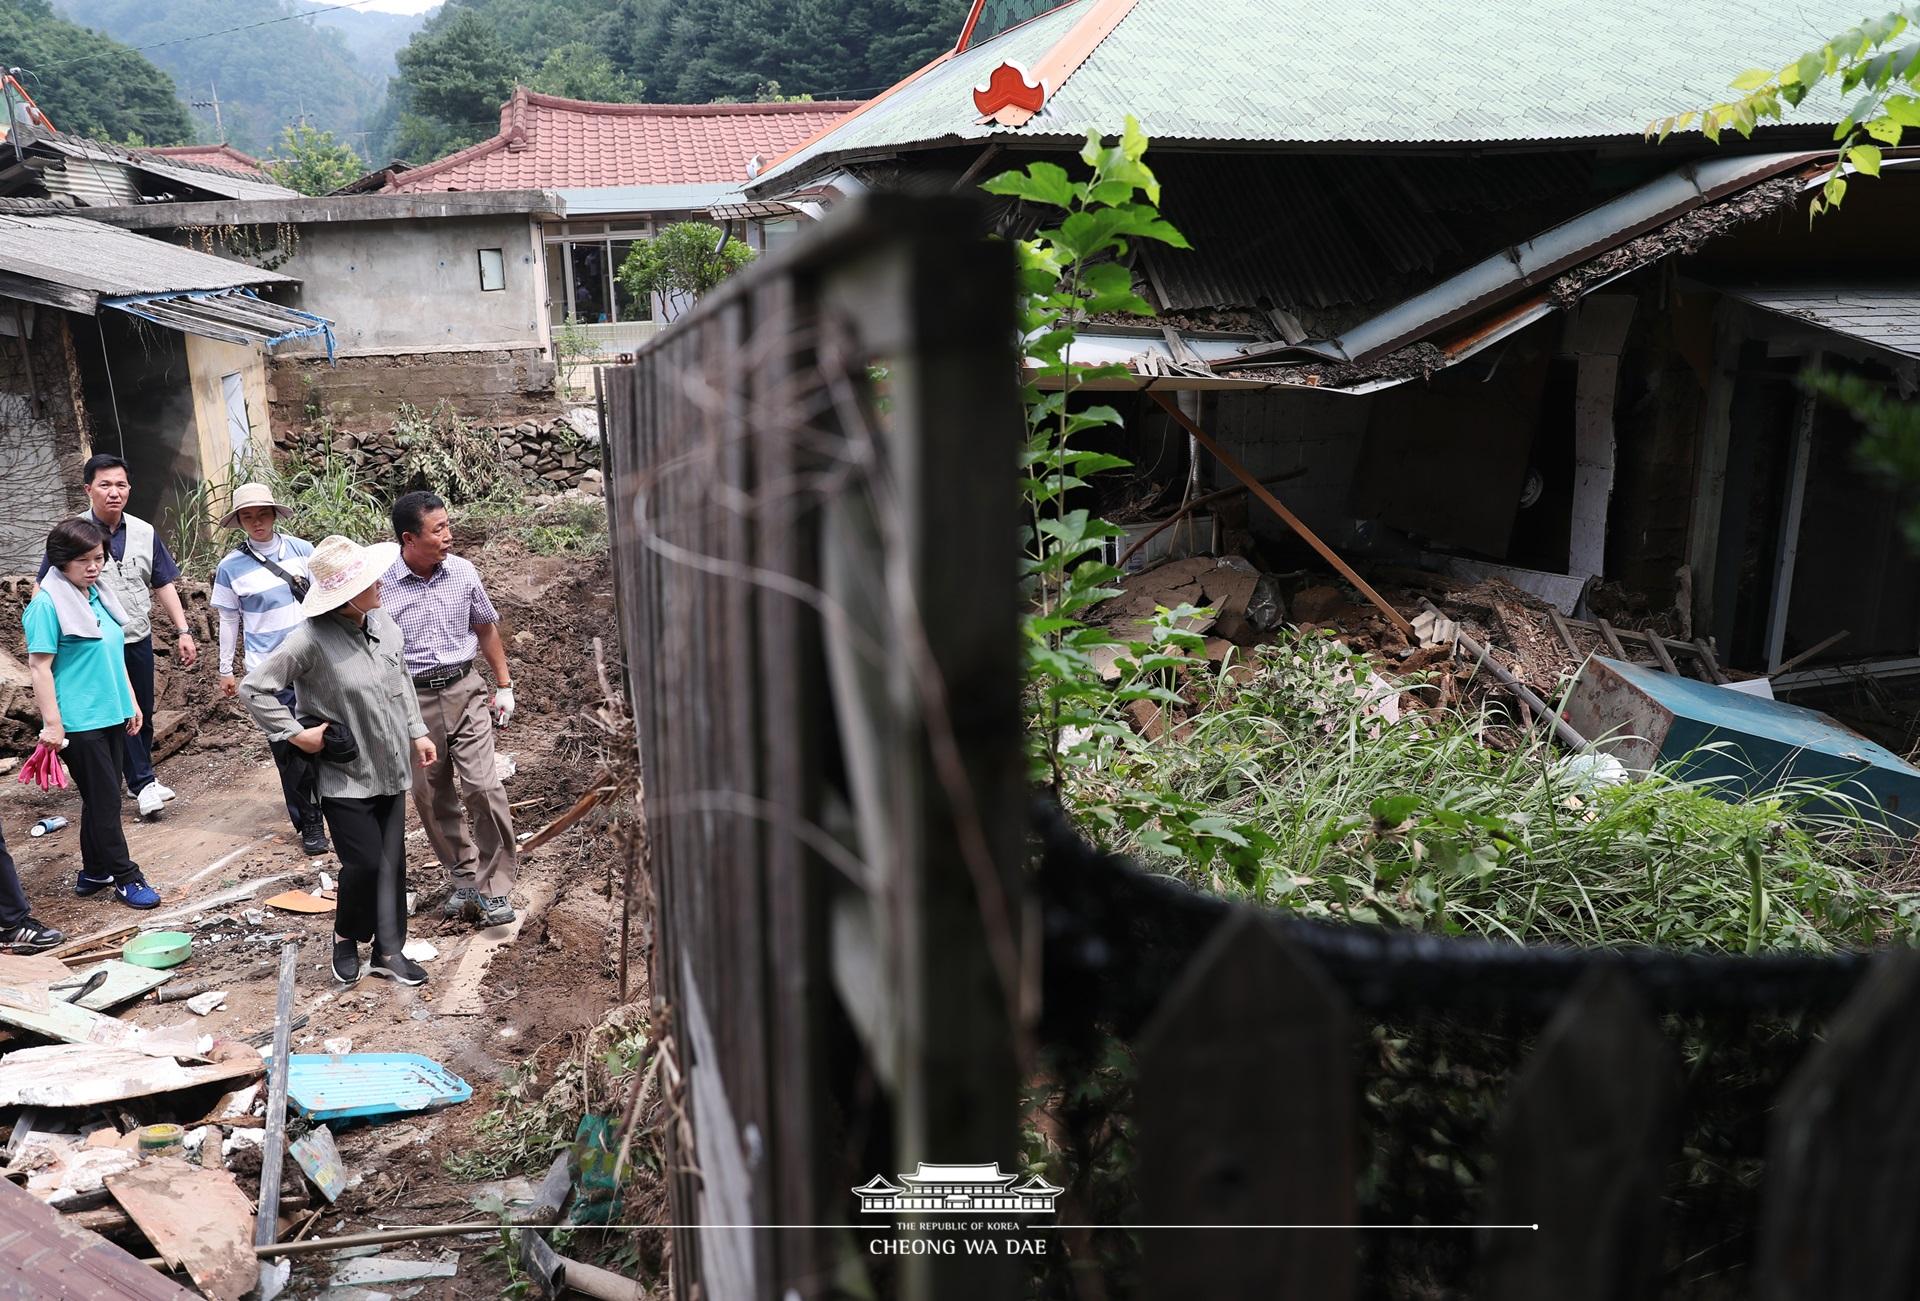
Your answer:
[211,535,316,673]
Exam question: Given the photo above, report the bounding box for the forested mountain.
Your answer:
[299,0,425,80]
[0,0,190,143]
[50,0,419,156]
[381,0,957,162]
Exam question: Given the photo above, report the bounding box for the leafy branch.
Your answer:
[1652,7,1920,218]
[984,119,1278,883]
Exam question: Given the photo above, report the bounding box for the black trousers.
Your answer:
[323,792,408,954]
[121,637,156,794]
[268,689,319,833]
[66,726,143,885]
[0,821,29,930]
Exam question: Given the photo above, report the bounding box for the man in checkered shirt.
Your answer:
[382,491,519,927]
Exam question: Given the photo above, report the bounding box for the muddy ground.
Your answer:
[0,536,659,1297]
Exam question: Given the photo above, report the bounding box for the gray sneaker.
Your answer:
[473,894,516,927]
[442,886,480,919]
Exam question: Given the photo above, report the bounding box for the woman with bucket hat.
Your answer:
[241,535,438,986]
[211,483,325,855]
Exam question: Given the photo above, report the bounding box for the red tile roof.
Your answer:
[143,143,268,178]
[386,88,862,193]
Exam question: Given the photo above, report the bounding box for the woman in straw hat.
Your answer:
[242,535,438,986]
[212,482,325,855]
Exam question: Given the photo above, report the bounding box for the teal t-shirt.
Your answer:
[22,587,135,734]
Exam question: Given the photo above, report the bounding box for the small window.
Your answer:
[477,248,506,292]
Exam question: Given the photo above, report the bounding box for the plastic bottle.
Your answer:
[29,816,68,838]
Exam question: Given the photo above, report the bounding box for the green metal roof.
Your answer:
[756,0,1863,191]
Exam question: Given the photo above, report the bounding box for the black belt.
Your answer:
[412,661,473,691]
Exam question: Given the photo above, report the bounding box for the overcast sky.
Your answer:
[354,0,441,13]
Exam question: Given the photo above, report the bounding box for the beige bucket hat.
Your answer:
[298,535,400,617]
[219,482,294,528]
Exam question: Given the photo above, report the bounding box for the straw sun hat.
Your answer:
[218,482,294,529]
[299,535,400,618]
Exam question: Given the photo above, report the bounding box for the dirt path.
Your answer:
[0,540,645,1295]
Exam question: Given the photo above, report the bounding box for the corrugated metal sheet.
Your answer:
[42,158,139,208]
[0,1176,198,1300]
[756,0,1863,191]
[1713,279,1920,361]
[0,213,293,303]
[33,130,296,202]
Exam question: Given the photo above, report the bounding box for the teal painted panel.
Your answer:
[1596,658,1920,829]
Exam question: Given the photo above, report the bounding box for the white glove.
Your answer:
[492,687,515,728]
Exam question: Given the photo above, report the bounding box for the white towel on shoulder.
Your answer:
[41,568,130,640]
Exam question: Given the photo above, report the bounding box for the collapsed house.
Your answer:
[746,0,1920,748]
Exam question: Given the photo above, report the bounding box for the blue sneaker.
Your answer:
[113,879,160,910]
[74,873,115,898]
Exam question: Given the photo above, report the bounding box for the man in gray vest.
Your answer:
[38,454,199,817]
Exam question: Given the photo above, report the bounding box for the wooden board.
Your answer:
[67,959,175,1011]
[0,995,207,1060]
[0,1042,264,1107]
[108,1160,256,1301]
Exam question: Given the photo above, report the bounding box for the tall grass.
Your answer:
[1070,631,1918,954]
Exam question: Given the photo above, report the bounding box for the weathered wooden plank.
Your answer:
[1594,618,1631,661]
[108,1161,255,1301]
[1757,952,1920,1301]
[1482,967,1677,1301]
[1138,912,1355,1299]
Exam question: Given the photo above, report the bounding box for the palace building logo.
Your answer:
[854,1163,1064,1216]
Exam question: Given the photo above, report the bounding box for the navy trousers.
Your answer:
[121,636,157,794]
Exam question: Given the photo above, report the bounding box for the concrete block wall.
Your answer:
[1207,389,1376,551]
[268,349,558,439]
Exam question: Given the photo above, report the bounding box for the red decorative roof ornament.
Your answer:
[972,62,1046,121]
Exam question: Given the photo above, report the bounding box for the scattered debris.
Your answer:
[400,938,438,962]
[185,991,229,1016]
[520,1229,646,1301]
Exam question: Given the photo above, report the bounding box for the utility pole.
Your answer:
[190,82,224,139]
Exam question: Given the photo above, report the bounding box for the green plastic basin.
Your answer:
[123,930,193,969]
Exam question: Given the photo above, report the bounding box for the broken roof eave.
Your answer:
[103,288,337,358]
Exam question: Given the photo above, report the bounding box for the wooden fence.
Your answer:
[603,194,1028,1299]
[603,195,1919,1300]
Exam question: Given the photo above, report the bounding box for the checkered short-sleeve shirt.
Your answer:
[379,553,501,677]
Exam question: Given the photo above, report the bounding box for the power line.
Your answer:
[29,0,388,73]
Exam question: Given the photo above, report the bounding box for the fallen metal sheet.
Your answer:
[0,1173,196,1299]
[286,1053,472,1123]
[108,1160,256,1301]
[0,1042,264,1107]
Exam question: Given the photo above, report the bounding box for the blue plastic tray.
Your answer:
[284,1053,472,1122]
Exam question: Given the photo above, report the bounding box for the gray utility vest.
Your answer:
[86,511,156,642]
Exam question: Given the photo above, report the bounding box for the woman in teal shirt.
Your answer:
[23,518,160,909]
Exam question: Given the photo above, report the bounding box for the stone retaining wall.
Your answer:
[276,411,603,495]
